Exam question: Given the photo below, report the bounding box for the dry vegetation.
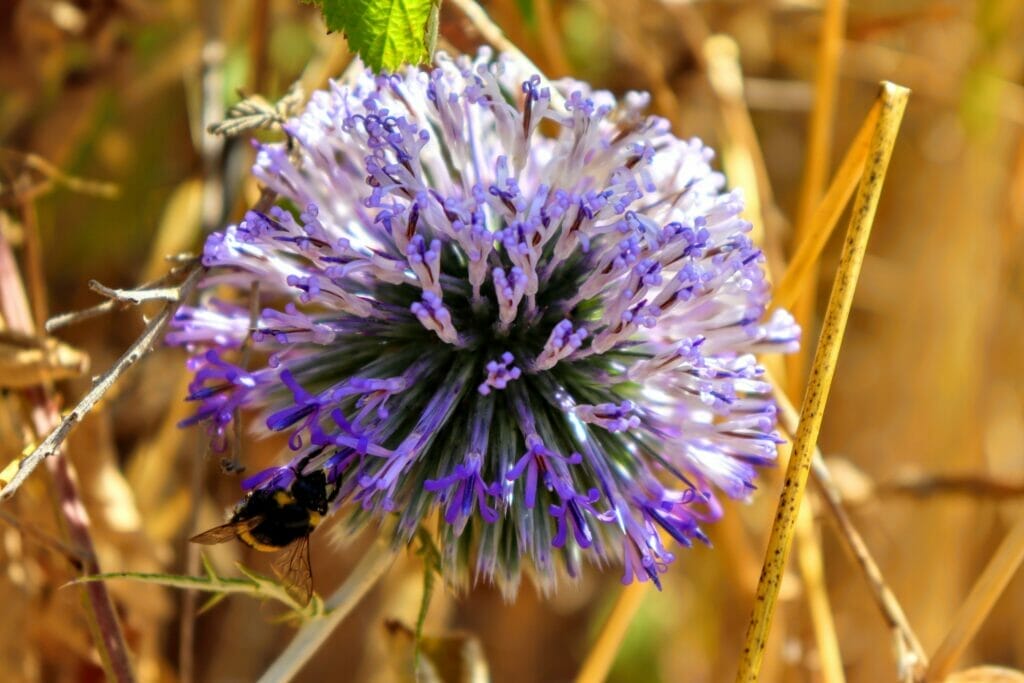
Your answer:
[1,0,1023,682]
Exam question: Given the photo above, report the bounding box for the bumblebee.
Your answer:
[191,457,337,605]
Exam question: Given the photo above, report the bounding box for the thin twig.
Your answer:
[926,516,1024,681]
[874,473,1024,501]
[256,539,395,683]
[45,299,123,332]
[88,280,183,304]
[735,82,909,683]
[811,458,928,672]
[0,264,203,501]
[769,378,929,673]
[574,582,648,683]
[46,256,198,332]
[0,148,120,204]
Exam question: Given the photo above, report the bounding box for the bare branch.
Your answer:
[0,264,203,502]
[88,279,183,304]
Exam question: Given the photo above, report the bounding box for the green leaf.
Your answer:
[308,0,441,72]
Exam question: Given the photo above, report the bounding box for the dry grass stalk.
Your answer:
[574,582,649,683]
[256,539,396,683]
[794,502,845,683]
[735,81,909,683]
[926,518,1024,681]
[703,34,776,262]
[786,0,848,396]
[448,0,565,110]
[0,228,136,682]
[770,378,928,673]
[772,100,880,312]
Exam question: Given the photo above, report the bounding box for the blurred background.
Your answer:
[1,0,1023,681]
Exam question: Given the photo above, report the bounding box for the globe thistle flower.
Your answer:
[169,49,799,596]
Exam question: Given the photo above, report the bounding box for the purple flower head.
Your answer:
[170,49,798,596]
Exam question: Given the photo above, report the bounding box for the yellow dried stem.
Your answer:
[793,0,848,241]
[773,99,880,313]
[448,0,563,110]
[926,518,1024,681]
[735,82,909,683]
[770,374,928,674]
[533,0,571,77]
[786,0,848,395]
[795,503,845,683]
[773,394,844,683]
[574,582,649,683]
[704,35,774,258]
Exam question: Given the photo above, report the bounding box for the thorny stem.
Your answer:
[256,539,396,683]
[735,82,909,683]
[0,230,136,681]
[0,263,203,501]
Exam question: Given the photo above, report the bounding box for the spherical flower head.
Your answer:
[169,49,800,597]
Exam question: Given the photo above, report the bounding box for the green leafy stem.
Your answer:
[71,554,326,622]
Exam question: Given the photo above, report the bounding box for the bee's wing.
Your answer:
[189,516,263,545]
[272,535,313,606]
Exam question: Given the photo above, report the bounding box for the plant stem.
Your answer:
[0,226,137,682]
[735,81,909,683]
[772,99,880,312]
[769,376,928,674]
[257,539,395,683]
[574,582,649,683]
[0,264,203,501]
[786,0,848,395]
[926,516,1024,681]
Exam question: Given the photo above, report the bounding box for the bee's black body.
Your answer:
[191,458,338,604]
[230,469,332,551]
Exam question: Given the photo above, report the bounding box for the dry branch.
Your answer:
[0,264,203,501]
